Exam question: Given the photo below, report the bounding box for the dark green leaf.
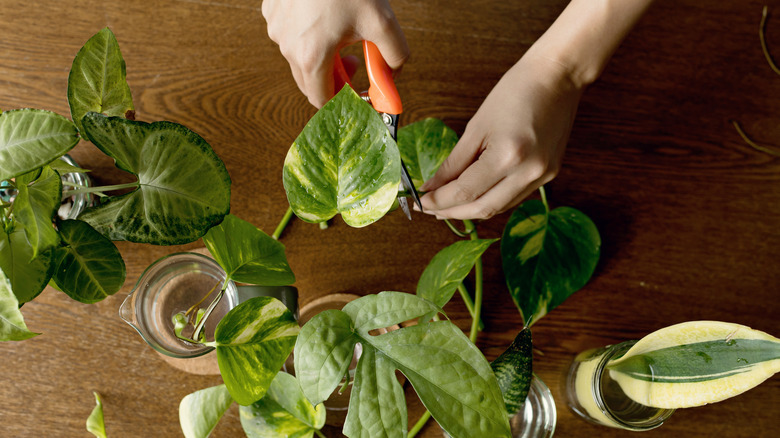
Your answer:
[86,392,107,438]
[501,200,600,326]
[68,27,134,137]
[13,166,62,259]
[282,86,400,227]
[179,384,234,438]
[78,113,231,244]
[0,224,53,304]
[0,109,80,181]
[417,238,497,308]
[240,372,326,438]
[397,118,458,187]
[216,296,300,406]
[0,267,39,341]
[491,327,532,414]
[52,219,126,303]
[203,214,294,286]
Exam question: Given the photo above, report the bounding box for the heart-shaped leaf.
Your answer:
[86,392,107,438]
[13,166,62,259]
[52,219,126,303]
[295,292,511,438]
[0,267,39,341]
[78,113,231,244]
[68,27,134,137]
[216,296,300,406]
[240,372,326,438]
[282,86,400,227]
[203,214,294,286]
[491,327,532,414]
[179,384,234,438]
[0,224,53,304]
[417,238,497,309]
[501,199,600,326]
[397,118,458,187]
[0,109,80,181]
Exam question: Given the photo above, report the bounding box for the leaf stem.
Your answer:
[273,206,294,240]
[457,283,484,331]
[63,181,139,197]
[443,219,475,237]
[314,430,327,438]
[408,411,432,438]
[539,186,549,212]
[760,6,780,75]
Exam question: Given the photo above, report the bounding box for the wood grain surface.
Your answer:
[1,0,779,437]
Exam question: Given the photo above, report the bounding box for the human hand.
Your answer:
[418,54,584,220]
[262,0,409,108]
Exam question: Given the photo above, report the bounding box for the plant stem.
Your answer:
[732,120,780,157]
[467,220,483,344]
[63,181,139,197]
[761,6,780,75]
[539,185,549,212]
[408,411,432,438]
[314,430,327,438]
[457,283,484,331]
[443,219,475,237]
[272,206,294,240]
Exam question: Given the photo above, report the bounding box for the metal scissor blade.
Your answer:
[399,159,423,212]
[398,196,411,220]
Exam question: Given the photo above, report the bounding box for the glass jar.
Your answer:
[565,340,675,431]
[58,154,93,220]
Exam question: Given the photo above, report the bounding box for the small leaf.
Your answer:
[282,86,401,227]
[78,113,231,244]
[0,109,80,181]
[501,200,600,326]
[0,224,53,304]
[179,384,234,438]
[52,220,126,303]
[0,267,39,341]
[240,372,326,438]
[397,118,459,187]
[49,159,90,175]
[13,166,62,259]
[86,392,107,438]
[491,327,532,414]
[68,27,134,137]
[203,214,295,286]
[417,238,497,308]
[216,296,300,405]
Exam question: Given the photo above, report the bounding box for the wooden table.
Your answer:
[2,0,778,436]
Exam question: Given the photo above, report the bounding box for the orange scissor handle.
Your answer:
[333,41,403,114]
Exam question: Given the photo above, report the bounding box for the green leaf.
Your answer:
[501,199,600,326]
[52,219,126,303]
[215,296,300,406]
[416,238,497,308]
[179,384,234,438]
[13,166,62,259]
[606,321,780,409]
[86,392,107,438]
[491,327,532,414]
[282,86,401,228]
[0,267,39,341]
[295,292,511,438]
[203,214,295,286]
[0,224,53,304]
[0,109,80,181]
[78,113,231,244]
[240,372,326,438]
[68,27,134,137]
[397,118,458,187]
[49,159,90,175]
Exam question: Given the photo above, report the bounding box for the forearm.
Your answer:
[525,0,655,89]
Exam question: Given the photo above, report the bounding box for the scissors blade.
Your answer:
[381,113,423,217]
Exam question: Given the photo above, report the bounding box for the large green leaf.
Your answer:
[491,327,532,414]
[240,372,326,438]
[179,384,234,438]
[203,214,294,286]
[416,238,497,309]
[68,27,134,137]
[282,86,400,228]
[0,267,39,341]
[86,392,107,438]
[0,109,80,181]
[0,224,53,304]
[52,219,126,304]
[397,118,458,187]
[501,199,600,326]
[13,166,62,259]
[78,113,231,244]
[295,292,511,438]
[215,296,300,406]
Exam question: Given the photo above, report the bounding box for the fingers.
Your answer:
[357,3,409,71]
[420,128,484,192]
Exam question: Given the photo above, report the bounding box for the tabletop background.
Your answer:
[1,0,778,437]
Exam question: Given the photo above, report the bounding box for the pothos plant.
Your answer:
[176,87,601,438]
[0,28,232,341]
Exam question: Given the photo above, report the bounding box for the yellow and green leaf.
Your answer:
[86,392,107,438]
[397,118,458,188]
[179,384,234,438]
[0,267,39,341]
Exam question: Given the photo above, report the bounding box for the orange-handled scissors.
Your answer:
[334,41,422,219]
